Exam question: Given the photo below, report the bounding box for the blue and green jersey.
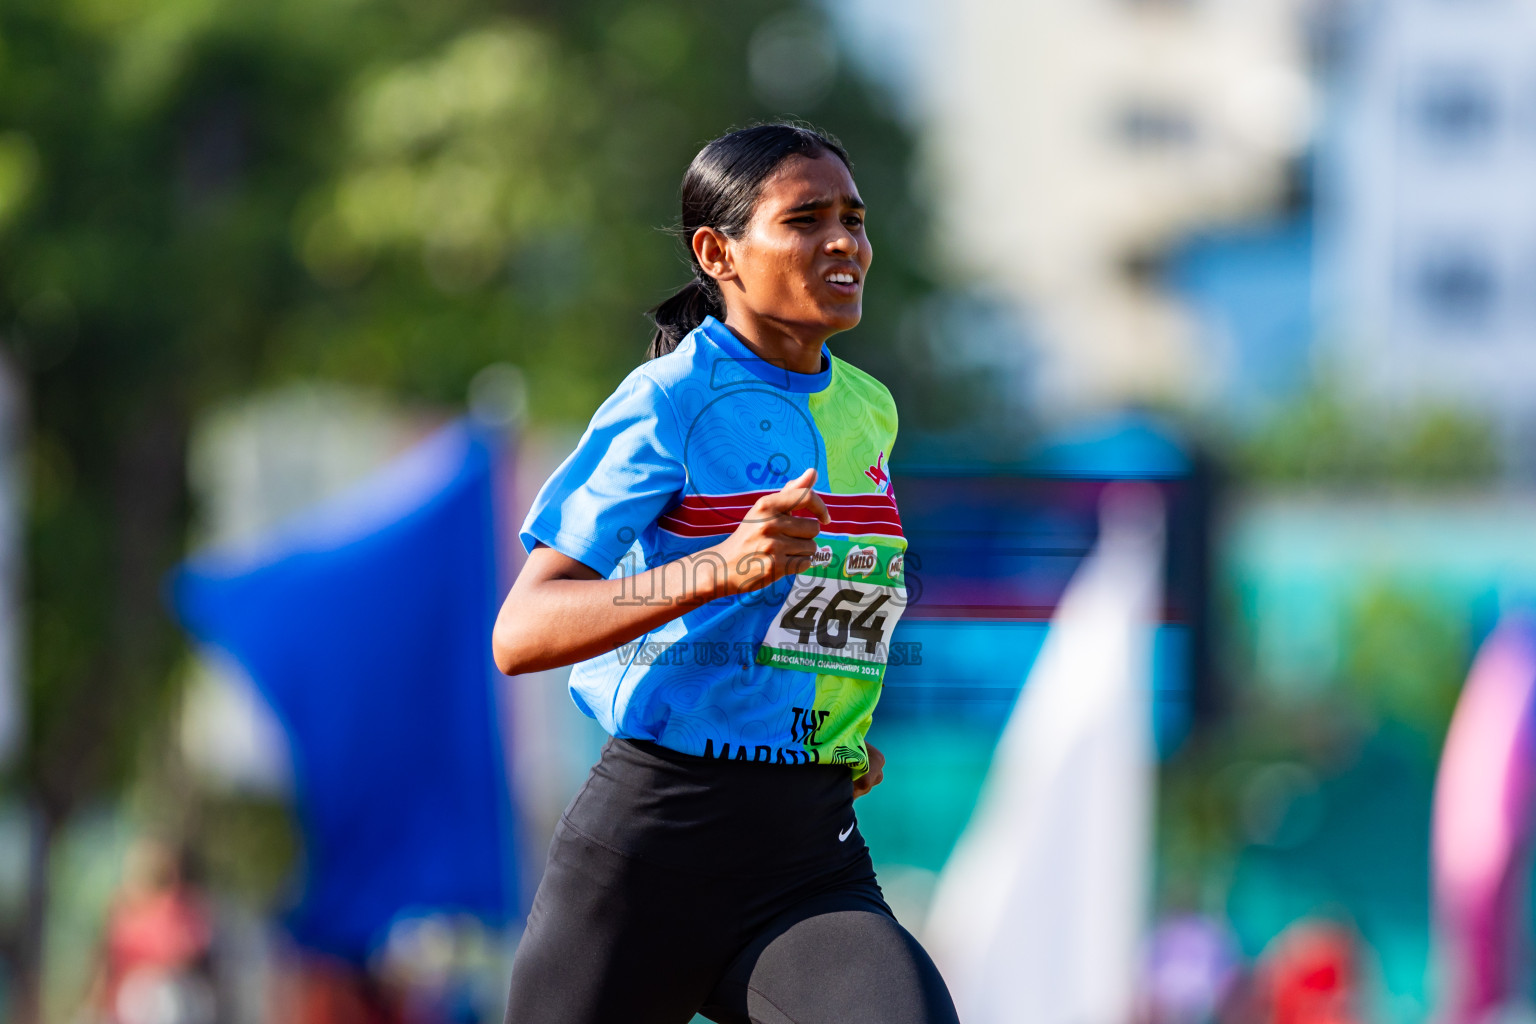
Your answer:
[520,316,907,774]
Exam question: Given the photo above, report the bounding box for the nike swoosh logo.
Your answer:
[838,822,855,842]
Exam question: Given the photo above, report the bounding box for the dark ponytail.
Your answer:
[647,122,851,360]
[647,275,723,359]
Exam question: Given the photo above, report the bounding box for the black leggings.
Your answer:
[502,738,959,1024]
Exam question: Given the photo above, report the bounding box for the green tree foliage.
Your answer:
[0,0,933,1012]
[1237,383,1501,485]
[1336,583,1469,741]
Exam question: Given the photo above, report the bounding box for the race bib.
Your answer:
[757,539,908,681]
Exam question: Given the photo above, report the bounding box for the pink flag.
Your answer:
[1432,619,1536,1023]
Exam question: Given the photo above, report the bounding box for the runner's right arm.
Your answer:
[492,468,829,676]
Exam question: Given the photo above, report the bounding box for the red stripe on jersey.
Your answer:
[656,489,904,539]
[660,504,901,528]
[664,491,901,514]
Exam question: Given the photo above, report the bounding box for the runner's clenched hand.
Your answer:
[713,467,831,594]
[853,742,885,799]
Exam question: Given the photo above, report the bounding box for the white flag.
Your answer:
[924,484,1164,1024]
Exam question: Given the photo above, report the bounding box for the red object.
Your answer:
[1258,921,1361,1024]
[100,885,214,1022]
[657,489,903,538]
[864,451,890,491]
[282,955,403,1024]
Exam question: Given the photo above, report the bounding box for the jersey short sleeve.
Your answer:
[520,369,687,575]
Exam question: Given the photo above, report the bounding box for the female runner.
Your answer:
[494,123,960,1024]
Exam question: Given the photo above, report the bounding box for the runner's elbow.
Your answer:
[492,620,536,676]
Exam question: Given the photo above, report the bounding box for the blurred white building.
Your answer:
[1317,0,1536,419]
[908,0,1315,413]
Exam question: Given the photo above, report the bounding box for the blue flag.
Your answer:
[171,421,515,961]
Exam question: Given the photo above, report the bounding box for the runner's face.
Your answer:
[728,153,871,337]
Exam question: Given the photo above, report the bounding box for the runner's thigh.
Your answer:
[503,820,728,1024]
[704,894,960,1024]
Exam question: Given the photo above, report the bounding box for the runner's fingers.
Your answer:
[799,490,831,526]
[755,467,820,516]
[781,477,831,526]
[775,536,818,560]
[775,514,822,540]
[782,466,818,493]
[854,764,884,798]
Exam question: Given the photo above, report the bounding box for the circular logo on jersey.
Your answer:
[680,388,822,526]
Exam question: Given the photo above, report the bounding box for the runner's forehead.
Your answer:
[759,155,862,212]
